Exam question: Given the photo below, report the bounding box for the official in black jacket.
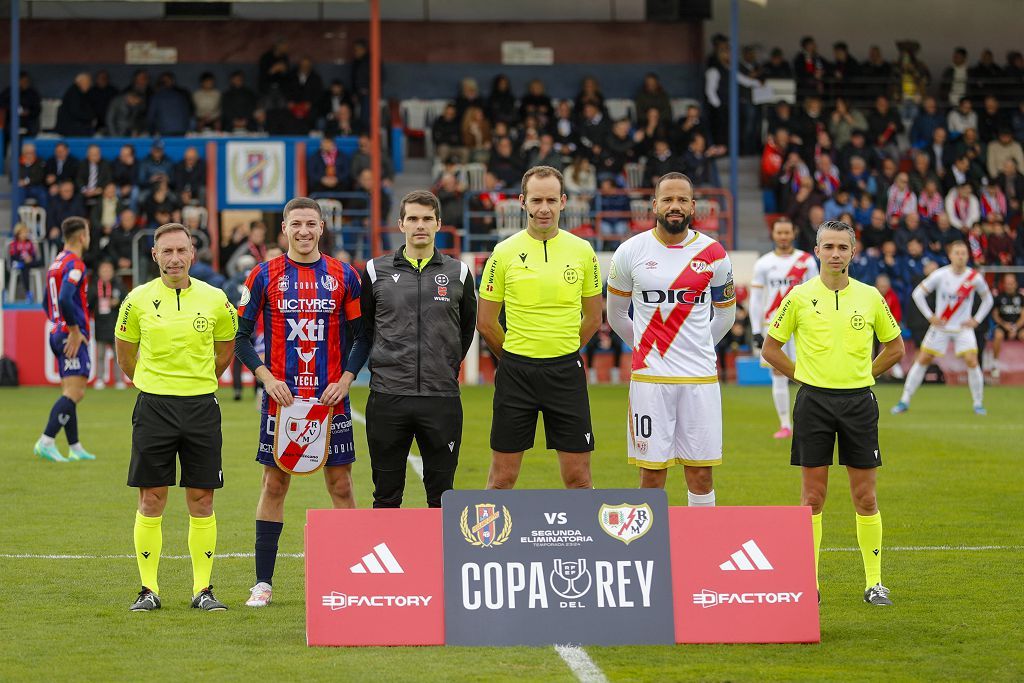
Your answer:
[343,191,477,507]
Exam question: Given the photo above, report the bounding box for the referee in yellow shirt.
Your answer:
[115,223,237,612]
[477,166,603,489]
[763,220,904,607]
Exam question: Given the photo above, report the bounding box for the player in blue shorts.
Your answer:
[34,217,97,463]
[235,197,363,607]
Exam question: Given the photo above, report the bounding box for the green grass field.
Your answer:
[1,383,1022,682]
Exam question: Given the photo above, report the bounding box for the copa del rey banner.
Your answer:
[225,140,286,206]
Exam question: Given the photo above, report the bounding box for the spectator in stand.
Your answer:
[853,191,875,228]
[671,104,708,153]
[76,145,112,209]
[1,71,41,144]
[56,72,96,136]
[598,118,637,177]
[761,47,793,79]
[323,101,360,139]
[284,57,323,134]
[828,97,867,150]
[193,72,221,132]
[681,132,721,187]
[597,176,630,241]
[918,178,945,224]
[827,42,859,100]
[859,45,893,99]
[849,237,881,284]
[577,102,612,157]
[141,178,182,228]
[467,172,505,248]
[766,100,797,139]
[137,140,174,188]
[48,180,84,236]
[895,40,930,121]
[221,71,259,132]
[944,154,980,193]
[112,145,139,209]
[969,49,1003,101]
[461,106,492,164]
[705,48,761,149]
[520,79,553,126]
[433,172,465,229]
[307,136,349,195]
[45,142,78,198]
[875,157,899,207]
[124,69,153,107]
[987,129,1024,180]
[454,78,485,120]
[487,74,519,127]
[992,273,1024,379]
[107,209,139,271]
[91,182,127,234]
[258,39,290,95]
[984,214,1015,266]
[946,183,981,230]
[966,221,987,264]
[845,155,877,198]
[790,96,825,160]
[777,149,811,201]
[784,175,823,248]
[644,139,679,188]
[792,36,826,99]
[895,212,927,254]
[316,79,355,129]
[17,142,47,206]
[993,159,1024,222]
[862,208,893,254]
[635,107,671,158]
[875,274,902,327]
[226,221,268,277]
[928,212,961,253]
[940,47,969,108]
[350,39,372,127]
[886,172,918,221]
[839,130,875,174]
[908,151,937,194]
[549,100,579,159]
[926,126,951,177]
[564,155,597,203]
[86,70,118,133]
[7,224,40,300]
[431,103,465,163]
[866,95,902,159]
[487,137,524,189]
[947,98,977,140]
[812,153,840,198]
[350,133,394,187]
[761,128,790,190]
[148,72,192,136]
[952,127,985,172]
[824,185,855,222]
[172,146,206,206]
[106,89,145,137]
[978,96,1008,144]
[574,77,606,120]
[980,181,1007,220]
[635,72,672,128]
[87,260,126,389]
[909,96,943,149]
[349,167,392,233]
[528,133,562,169]
[878,240,906,293]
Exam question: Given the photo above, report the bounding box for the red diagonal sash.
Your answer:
[765,252,812,322]
[939,270,977,323]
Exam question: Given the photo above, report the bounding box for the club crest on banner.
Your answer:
[598,503,654,545]
[459,504,512,547]
[273,398,332,475]
[226,141,286,206]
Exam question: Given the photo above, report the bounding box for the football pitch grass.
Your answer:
[1,383,1021,682]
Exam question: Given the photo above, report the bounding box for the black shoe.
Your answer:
[817,589,821,605]
[233,391,242,401]
[129,587,161,612]
[864,583,893,606]
[191,585,228,611]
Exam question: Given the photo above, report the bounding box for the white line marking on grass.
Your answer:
[3,545,1019,561]
[351,408,424,480]
[554,645,609,683]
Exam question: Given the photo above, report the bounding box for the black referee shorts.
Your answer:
[365,392,462,509]
[791,385,881,469]
[491,351,594,454]
[128,392,224,489]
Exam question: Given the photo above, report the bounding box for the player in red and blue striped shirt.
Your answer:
[34,216,98,463]
[234,197,362,607]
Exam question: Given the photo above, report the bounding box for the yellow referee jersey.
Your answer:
[768,276,900,389]
[480,229,602,358]
[115,278,237,395]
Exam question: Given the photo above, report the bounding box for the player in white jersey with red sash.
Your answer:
[749,217,818,439]
[892,240,993,415]
[607,173,736,507]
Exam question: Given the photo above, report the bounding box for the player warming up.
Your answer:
[235,197,363,608]
[35,216,97,463]
[892,240,993,415]
[749,217,817,438]
[606,172,736,506]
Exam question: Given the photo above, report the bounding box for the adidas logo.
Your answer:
[719,539,774,571]
[349,543,404,574]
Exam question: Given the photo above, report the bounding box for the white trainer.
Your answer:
[246,582,273,607]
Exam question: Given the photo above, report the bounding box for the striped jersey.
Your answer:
[44,249,90,336]
[607,229,734,383]
[238,254,361,412]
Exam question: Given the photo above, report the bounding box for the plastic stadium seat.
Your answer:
[315,199,344,232]
[605,98,635,122]
[495,199,525,239]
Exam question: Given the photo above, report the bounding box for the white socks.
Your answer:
[967,365,984,407]
[687,490,716,507]
[900,362,927,405]
[39,435,55,447]
[771,373,791,429]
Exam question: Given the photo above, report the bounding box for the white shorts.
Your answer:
[921,326,977,357]
[627,381,723,469]
[760,337,796,369]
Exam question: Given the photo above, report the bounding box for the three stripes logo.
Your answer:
[718,540,773,572]
[349,543,405,575]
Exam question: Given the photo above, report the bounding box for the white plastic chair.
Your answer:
[495,199,525,239]
[460,163,487,193]
[315,199,344,232]
[605,98,635,122]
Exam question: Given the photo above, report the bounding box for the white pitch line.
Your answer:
[2,545,1019,561]
[351,408,424,480]
[554,645,609,683]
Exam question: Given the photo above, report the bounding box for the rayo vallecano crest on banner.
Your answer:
[226,141,285,205]
[273,398,333,475]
